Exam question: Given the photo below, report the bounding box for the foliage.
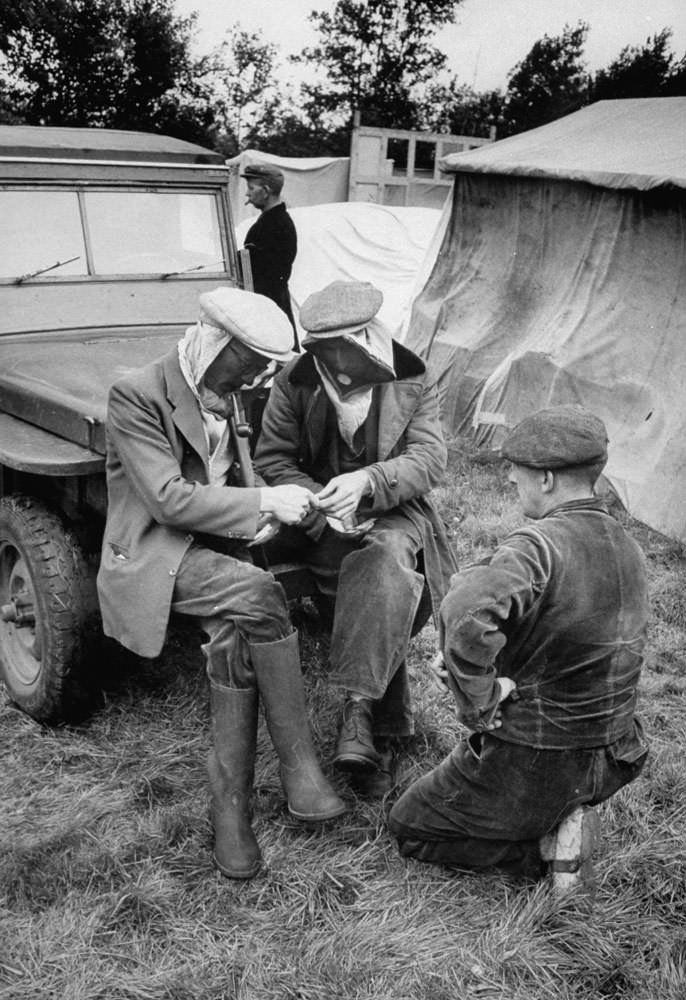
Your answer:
[2,444,686,998]
[501,21,591,136]
[205,25,282,159]
[294,0,463,130]
[0,0,218,145]
[422,81,506,138]
[592,28,686,100]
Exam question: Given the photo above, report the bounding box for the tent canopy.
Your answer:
[440,98,686,191]
[407,98,686,541]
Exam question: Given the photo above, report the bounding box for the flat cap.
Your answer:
[240,162,284,190]
[300,280,383,339]
[199,287,295,362]
[501,404,608,468]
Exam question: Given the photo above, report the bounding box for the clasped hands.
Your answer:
[429,652,517,731]
[259,470,372,538]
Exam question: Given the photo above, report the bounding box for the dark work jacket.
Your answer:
[440,498,649,749]
[244,203,297,328]
[254,344,458,623]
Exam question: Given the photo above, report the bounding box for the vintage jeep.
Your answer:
[0,125,308,725]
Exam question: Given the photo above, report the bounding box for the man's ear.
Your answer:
[541,469,555,494]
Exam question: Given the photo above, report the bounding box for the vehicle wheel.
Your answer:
[0,495,96,724]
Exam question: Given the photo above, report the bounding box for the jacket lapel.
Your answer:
[162,350,210,472]
[376,381,422,460]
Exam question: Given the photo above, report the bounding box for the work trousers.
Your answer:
[279,511,427,737]
[388,724,648,877]
[171,542,292,687]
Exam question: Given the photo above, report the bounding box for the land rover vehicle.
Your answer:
[0,124,305,724]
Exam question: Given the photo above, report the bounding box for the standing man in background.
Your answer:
[242,162,298,347]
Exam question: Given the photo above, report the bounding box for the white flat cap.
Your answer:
[199,287,296,362]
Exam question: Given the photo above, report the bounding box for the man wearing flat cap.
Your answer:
[388,404,649,887]
[241,162,297,343]
[254,279,458,795]
[97,287,344,881]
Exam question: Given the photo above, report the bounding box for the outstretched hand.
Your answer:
[313,471,372,519]
[259,484,315,525]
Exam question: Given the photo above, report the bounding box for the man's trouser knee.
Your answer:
[388,733,646,874]
[171,543,292,686]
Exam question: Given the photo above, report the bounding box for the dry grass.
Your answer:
[2,438,686,1000]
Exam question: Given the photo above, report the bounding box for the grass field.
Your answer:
[2,440,686,1000]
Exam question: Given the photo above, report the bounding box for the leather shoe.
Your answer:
[349,746,394,797]
[333,698,381,772]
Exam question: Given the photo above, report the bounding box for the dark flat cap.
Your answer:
[300,280,383,338]
[501,404,608,468]
[240,162,284,191]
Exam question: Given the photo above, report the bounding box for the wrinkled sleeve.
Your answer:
[439,531,551,731]
[108,381,261,538]
[254,371,328,540]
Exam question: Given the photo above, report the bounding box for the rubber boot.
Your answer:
[250,632,346,822]
[540,805,600,895]
[207,681,262,878]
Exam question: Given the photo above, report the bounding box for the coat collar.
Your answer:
[286,345,425,462]
[161,348,209,467]
[287,340,426,386]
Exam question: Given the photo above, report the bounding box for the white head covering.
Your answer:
[313,317,395,448]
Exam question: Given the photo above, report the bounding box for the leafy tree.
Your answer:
[294,0,463,130]
[206,25,282,158]
[592,28,686,100]
[502,21,590,135]
[422,81,506,138]
[0,0,218,144]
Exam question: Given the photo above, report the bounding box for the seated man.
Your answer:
[97,287,344,881]
[254,280,457,793]
[388,405,649,885]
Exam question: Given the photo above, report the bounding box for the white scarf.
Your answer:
[314,317,395,449]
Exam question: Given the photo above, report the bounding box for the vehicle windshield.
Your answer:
[0,189,226,279]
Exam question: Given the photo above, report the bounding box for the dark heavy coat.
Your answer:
[97,349,262,658]
[441,498,649,749]
[244,203,297,325]
[254,343,458,620]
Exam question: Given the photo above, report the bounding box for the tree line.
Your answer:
[1,0,684,156]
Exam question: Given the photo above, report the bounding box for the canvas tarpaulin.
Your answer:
[227,149,350,226]
[406,99,686,541]
[236,201,444,345]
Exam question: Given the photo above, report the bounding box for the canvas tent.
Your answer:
[406,98,686,541]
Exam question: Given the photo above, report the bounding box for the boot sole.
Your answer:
[333,751,381,773]
[213,853,262,879]
[288,801,347,822]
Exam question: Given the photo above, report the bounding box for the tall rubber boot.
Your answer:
[251,632,346,822]
[207,681,262,878]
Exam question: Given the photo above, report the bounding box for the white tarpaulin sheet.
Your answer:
[227,149,350,226]
[407,98,686,541]
[236,201,445,344]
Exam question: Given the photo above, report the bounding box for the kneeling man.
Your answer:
[97,287,344,880]
[389,405,648,882]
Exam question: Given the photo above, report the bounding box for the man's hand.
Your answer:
[259,485,314,524]
[313,471,372,518]
[496,677,517,703]
[483,677,518,731]
[429,651,449,691]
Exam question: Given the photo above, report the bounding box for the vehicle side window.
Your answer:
[84,191,223,275]
[0,191,87,278]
